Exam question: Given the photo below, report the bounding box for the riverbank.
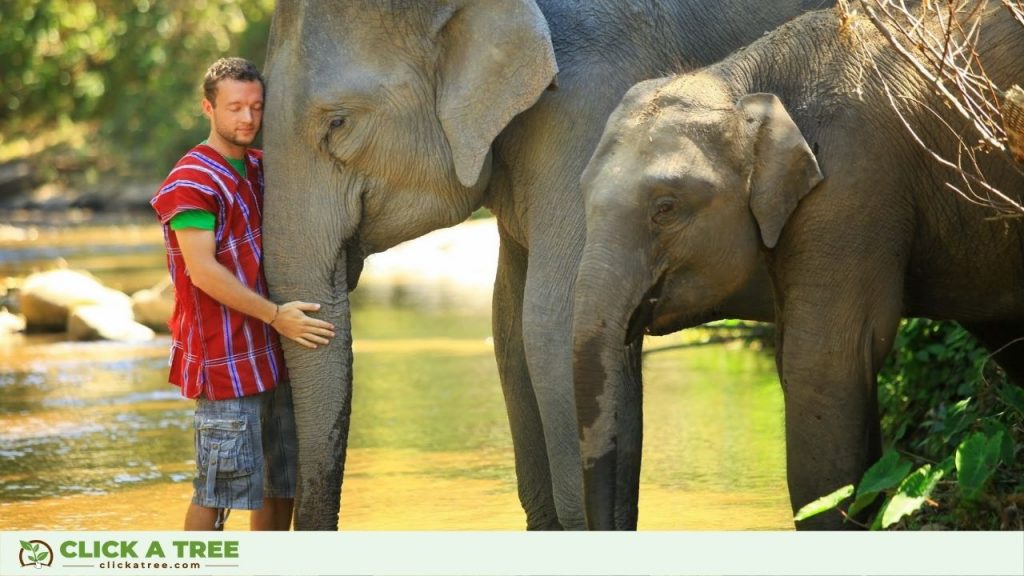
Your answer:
[0,210,499,329]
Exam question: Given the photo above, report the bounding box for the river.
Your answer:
[0,215,791,530]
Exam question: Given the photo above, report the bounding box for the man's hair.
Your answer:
[203,57,264,105]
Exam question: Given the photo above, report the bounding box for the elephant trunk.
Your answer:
[277,271,353,531]
[263,130,359,530]
[572,233,652,530]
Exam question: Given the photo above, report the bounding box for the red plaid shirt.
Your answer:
[151,144,286,400]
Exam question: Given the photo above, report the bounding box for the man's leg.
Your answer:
[190,395,259,531]
[250,498,293,530]
[184,503,220,530]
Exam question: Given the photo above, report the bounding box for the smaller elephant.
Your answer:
[572,6,1024,529]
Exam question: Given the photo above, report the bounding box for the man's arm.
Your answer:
[175,228,335,349]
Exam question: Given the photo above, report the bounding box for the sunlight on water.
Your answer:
[0,222,792,531]
[0,330,790,530]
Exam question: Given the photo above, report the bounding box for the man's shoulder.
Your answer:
[246,148,263,162]
[155,160,216,196]
[165,145,232,182]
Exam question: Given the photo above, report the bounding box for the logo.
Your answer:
[19,540,54,569]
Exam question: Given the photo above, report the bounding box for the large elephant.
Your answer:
[261,0,833,530]
[573,6,1024,529]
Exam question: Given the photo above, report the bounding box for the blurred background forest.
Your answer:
[0,0,274,208]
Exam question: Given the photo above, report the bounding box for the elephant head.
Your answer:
[572,76,823,528]
[261,0,557,529]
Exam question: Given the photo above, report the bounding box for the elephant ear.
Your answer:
[737,93,823,249]
[436,0,558,187]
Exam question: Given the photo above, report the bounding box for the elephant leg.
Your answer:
[776,271,901,530]
[521,220,643,530]
[613,340,643,530]
[521,244,588,530]
[962,321,1024,387]
[493,229,561,530]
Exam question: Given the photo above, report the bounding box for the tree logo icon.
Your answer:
[18,540,53,569]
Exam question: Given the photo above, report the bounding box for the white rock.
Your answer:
[132,277,174,332]
[0,308,26,335]
[19,269,153,341]
[20,269,120,331]
[68,304,155,342]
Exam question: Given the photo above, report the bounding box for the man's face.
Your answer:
[204,79,264,148]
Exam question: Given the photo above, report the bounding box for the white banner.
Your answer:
[1,531,1022,576]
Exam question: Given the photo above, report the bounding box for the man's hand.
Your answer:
[175,229,336,349]
[271,301,336,349]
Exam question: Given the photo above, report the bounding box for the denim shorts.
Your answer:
[191,380,297,510]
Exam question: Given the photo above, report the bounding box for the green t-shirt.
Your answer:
[169,210,216,230]
[168,145,247,231]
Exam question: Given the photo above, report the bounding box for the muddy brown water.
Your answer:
[0,218,791,530]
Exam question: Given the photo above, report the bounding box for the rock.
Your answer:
[0,308,26,335]
[19,269,153,343]
[20,269,155,342]
[68,304,155,342]
[132,277,174,332]
[20,269,114,331]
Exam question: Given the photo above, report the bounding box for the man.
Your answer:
[151,57,335,530]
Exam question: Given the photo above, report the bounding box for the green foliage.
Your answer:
[955,431,1004,501]
[796,320,1023,529]
[793,453,944,529]
[875,463,944,529]
[793,485,854,522]
[0,0,274,177]
[878,319,991,453]
[998,385,1024,417]
[847,450,911,517]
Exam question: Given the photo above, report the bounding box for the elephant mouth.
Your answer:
[625,274,665,345]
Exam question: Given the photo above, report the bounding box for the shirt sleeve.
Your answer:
[169,210,216,231]
[150,170,221,225]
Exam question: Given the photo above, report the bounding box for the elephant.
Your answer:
[261,0,835,530]
[572,5,1024,529]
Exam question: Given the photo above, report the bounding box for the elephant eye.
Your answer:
[653,197,677,221]
[652,197,680,226]
[329,117,346,129]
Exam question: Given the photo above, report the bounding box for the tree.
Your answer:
[0,1,274,177]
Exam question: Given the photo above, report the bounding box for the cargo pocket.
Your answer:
[197,418,255,482]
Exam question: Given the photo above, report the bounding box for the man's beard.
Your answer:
[218,126,257,148]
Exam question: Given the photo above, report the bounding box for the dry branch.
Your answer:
[840,0,1024,218]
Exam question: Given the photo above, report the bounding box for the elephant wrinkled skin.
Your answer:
[573,7,1024,529]
[261,0,833,530]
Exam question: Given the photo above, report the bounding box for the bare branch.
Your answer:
[848,0,1024,218]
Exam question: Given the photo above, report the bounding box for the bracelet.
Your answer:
[269,304,280,325]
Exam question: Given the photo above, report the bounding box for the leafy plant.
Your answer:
[796,319,1023,529]
[955,431,1004,501]
[793,485,854,523]
[793,433,1005,529]
[874,463,945,529]
[794,451,942,529]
